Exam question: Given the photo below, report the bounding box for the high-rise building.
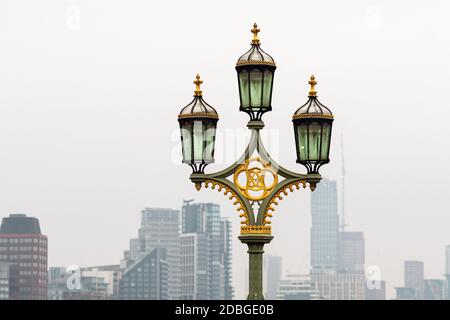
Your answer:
[365,280,386,300]
[276,274,319,300]
[423,279,446,300]
[47,266,67,300]
[119,248,168,300]
[220,218,233,300]
[404,260,424,299]
[311,180,339,274]
[338,232,365,274]
[264,255,282,300]
[180,201,233,300]
[0,262,9,300]
[180,233,208,300]
[311,273,366,300]
[0,214,48,300]
[122,208,180,300]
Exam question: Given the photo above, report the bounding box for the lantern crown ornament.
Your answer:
[292,75,334,174]
[178,74,219,174]
[236,23,276,121]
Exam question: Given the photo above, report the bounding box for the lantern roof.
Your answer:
[293,75,333,120]
[236,23,276,68]
[178,74,219,120]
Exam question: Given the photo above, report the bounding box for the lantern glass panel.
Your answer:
[308,122,322,161]
[320,122,331,160]
[296,123,309,161]
[262,70,273,107]
[180,124,193,163]
[203,123,216,163]
[249,69,263,108]
[193,120,204,162]
[239,70,250,108]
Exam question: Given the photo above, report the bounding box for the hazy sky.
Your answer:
[1,0,450,299]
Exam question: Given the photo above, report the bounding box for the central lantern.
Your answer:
[236,23,276,120]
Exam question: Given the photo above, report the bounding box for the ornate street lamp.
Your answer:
[178,74,219,174]
[236,23,276,121]
[178,24,334,300]
[292,75,334,174]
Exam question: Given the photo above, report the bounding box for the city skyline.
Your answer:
[1,0,450,300]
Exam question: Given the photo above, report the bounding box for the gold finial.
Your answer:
[193,74,203,96]
[308,75,317,97]
[251,23,260,44]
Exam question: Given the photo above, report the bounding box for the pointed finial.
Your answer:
[308,75,317,97]
[193,74,203,96]
[251,23,260,44]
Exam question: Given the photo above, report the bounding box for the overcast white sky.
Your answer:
[1,0,450,299]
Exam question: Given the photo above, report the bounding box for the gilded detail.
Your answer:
[233,157,278,201]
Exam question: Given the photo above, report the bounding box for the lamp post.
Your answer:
[177,23,334,300]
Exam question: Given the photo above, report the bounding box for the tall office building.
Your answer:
[0,262,9,300]
[0,214,48,300]
[338,232,365,274]
[311,273,366,300]
[264,255,282,300]
[404,260,424,299]
[122,208,180,300]
[119,248,168,300]
[180,233,208,300]
[180,201,233,300]
[311,179,339,273]
[276,274,319,300]
[220,218,233,300]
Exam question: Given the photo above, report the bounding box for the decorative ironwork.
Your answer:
[199,179,250,226]
[233,157,278,201]
[240,225,271,235]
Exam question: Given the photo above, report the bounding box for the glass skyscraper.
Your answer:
[180,201,233,300]
[310,180,339,274]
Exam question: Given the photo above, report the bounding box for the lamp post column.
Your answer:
[238,234,273,300]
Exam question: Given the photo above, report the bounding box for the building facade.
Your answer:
[122,208,180,300]
[365,280,386,300]
[180,201,233,300]
[0,262,9,300]
[423,279,446,300]
[264,255,282,300]
[338,232,365,274]
[119,248,168,300]
[0,214,48,300]
[404,260,424,299]
[311,273,366,300]
[311,180,339,274]
[180,233,208,300]
[276,274,319,300]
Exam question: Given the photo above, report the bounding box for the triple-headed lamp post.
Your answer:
[177,24,334,300]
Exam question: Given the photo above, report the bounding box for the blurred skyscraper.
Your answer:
[311,179,339,273]
[338,232,365,274]
[423,279,446,300]
[0,262,9,300]
[263,255,282,300]
[122,208,180,299]
[404,260,424,299]
[0,214,48,300]
[180,201,233,300]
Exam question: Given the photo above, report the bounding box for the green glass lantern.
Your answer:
[236,23,276,121]
[293,75,334,174]
[178,74,219,174]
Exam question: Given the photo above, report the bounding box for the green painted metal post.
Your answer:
[239,234,273,300]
